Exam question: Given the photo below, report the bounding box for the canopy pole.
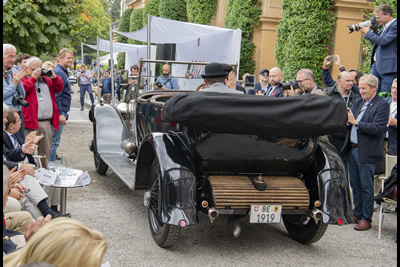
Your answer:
[110,27,115,106]
[146,14,151,92]
[96,37,100,103]
[234,29,242,80]
[81,42,84,68]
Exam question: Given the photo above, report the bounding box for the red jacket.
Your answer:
[21,75,64,132]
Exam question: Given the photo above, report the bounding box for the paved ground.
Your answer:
[58,84,397,267]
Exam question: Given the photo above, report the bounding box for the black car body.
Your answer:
[89,59,353,248]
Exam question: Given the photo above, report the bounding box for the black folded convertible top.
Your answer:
[161,92,348,139]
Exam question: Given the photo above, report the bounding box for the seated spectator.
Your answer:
[3,165,52,255]
[322,54,361,95]
[20,56,64,169]
[3,217,108,266]
[384,78,397,155]
[286,69,322,96]
[247,68,269,95]
[3,109,70,219]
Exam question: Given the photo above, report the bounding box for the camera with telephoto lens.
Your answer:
[154,81,163,89]
[280,79,299,90]
[12,95,29,108]
[41,68,53,77]
[347,16,378,34]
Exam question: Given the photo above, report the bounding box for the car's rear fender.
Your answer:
[136,132,197,226]
[315,139,353,225]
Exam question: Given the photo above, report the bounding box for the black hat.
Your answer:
[259,68,269,75]
[201,62,228,78]
[221,63,233,74]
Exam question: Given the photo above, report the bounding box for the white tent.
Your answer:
[115,16,242,90]
[97,53,118,65]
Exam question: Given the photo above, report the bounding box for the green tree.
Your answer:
[359,0,397,74]
[116,8,133,68]
[225,0,262,77]
[110,0,121,22]
[128,8,144,45]
[186,0,217,25]
[117,8,133,43]
[159,0,187,22]
[275,0,336,84]
[3,0,83,55]
[70,0,112,58]
[143,0,160,25]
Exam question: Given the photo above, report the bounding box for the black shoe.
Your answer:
[51,205,59,213]
[80,107,84,111]
[55,154,61,160]
[53,212,71,218]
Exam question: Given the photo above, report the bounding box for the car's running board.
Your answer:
[100,153,136,189]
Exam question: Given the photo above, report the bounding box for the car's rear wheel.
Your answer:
[94,150,108,174]
[148,159,180,248]
[282,215,328,244]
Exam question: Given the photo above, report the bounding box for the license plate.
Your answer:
[249,204,282,223]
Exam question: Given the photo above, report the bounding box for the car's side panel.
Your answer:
[136,132,197,226]
[93,104,137,188]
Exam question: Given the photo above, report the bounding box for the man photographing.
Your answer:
[154,64,178,90]
[359,4,397,95]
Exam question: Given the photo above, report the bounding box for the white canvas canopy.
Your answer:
[85,38,142,53]
[97,53,118,65]
[114,15,242,90]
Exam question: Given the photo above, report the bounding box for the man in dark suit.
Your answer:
[384,78,397,155]
[341,74,389,231]
[359,4,397,95]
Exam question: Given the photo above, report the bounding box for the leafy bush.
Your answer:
[275,0,336,84]
[143,0,160,25]
[129,8,144,45]
[159,0,187,22]
[224,0,262,77]
[117,8,133,43]
[359,0,397,74]
[186,0,217,25]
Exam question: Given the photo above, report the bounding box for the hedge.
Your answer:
[275,0,336,85]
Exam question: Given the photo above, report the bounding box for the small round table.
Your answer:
[37,169,90,214]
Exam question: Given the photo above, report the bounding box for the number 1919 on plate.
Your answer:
[249,204,282,223]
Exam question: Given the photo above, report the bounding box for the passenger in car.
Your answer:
[199,62,243,94]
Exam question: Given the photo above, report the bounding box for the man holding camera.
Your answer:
[286,69,322,96]
[154,64,178,90]
[359,4,397,95]
[3,44,27,139]
[20,56,64,169]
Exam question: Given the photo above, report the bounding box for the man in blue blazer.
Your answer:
[360,4,397,95]
[341,74,389,231]
[384,78,397,155]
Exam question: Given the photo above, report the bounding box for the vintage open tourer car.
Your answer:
[89,59,353,248]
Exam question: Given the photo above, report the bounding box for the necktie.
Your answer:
[11,135,19,148]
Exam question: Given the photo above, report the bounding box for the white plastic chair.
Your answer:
[377,154,397,239]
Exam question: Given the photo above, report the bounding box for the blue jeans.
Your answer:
[370,63,397,95]
[348,147,376,223]
[79,84,94,108]
[49,112,68,162]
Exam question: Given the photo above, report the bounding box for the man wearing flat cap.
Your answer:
[200,62,243,94]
